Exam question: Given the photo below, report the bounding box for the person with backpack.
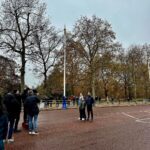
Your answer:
[0,95,8,150]
[78,93,86,121]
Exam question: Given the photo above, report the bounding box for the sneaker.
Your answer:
[7,138,14,143]
[32,131,39,135]
[3,139,7,143]
[82,118,85,121]
[29,132,32,135]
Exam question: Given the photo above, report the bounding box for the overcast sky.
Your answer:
[26,0,150,87]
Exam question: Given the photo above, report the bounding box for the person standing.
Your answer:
[13,90,22,132]
[3,91,19,142]
[78,93,86,121]
[24,90,40,135]
[0,95,8,150]
[86,92,94,121]
[21,88,30,125]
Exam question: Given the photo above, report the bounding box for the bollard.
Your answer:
[62,96,67,109]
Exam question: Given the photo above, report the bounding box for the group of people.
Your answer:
[0,88,40,150]
[78,92,94,121]
[0,89,95,150]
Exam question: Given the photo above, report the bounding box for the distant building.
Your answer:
[0,55,20,93]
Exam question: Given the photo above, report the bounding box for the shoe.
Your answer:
[3,139,7,143]
[82,118,85,121]
[14,129,21,133]
[29,132,32,135]
[7,138,14,143]
[32,131,39,135]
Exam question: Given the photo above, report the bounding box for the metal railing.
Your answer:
[39,99,79,109]
[38,98,150,110]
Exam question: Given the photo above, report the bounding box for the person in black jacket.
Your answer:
[3,91,19,142]
[86,92,94,121]
[13,90,22,132]
[0,95,8,150]
[21,88,30,125]
[24,90,40,135]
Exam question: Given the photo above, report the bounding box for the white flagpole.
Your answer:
[63,25,67,97]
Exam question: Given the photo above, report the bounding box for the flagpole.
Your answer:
[63,26,66,97]
[62,25,67,109]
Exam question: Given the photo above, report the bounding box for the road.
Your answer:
[5,105,150,150]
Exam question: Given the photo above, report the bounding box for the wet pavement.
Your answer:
[5,105,150,150]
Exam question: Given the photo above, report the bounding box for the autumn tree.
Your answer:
[73,15,116,98]
[125,45,145,99]
[142,44,150,98]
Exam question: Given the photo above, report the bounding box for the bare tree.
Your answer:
[32,22,61,88]
[0,0,47,92]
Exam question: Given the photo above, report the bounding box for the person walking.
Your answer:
[86,92,94,121]
[78,93,86,121]
[24,90,40,135]
[3,91,19,142]
[0,95,8,150]
[13,90,22,132]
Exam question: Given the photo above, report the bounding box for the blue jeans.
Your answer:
[28,115,38,132]
[0,140,4,150]
[8,116,15,139]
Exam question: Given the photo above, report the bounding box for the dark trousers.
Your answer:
[14,112,20,131]
[0,140,4,150]
[24,106,27,123]
[87,105,93,120]
[79,108,86,120]
[8,116,15,139]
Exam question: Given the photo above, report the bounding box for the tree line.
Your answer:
[0,0,150,100]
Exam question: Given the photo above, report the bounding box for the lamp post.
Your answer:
[62,26,67,109]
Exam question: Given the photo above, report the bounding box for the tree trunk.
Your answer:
[91,72,95,99]
[124,79,128,100]
[104,84,109,102]
[20,54,26,93]
[44,72,47,89]
[134,83,137,99]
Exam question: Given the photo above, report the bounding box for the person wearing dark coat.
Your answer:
[21,88,30,124]
[0,95,8,150]
[3,92,19,142]
[24,90,40,135]
[86,92,94,121]
[13,90,22,132]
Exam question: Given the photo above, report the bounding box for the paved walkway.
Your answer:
[5,105,150,150]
